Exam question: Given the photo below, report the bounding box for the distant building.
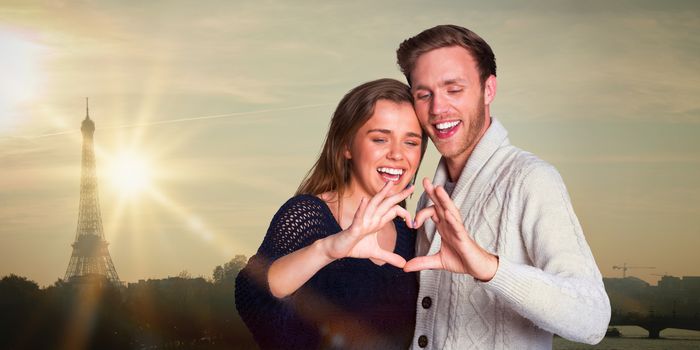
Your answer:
[682,276,700,293]
[605,275,700,319]
[63,100,121,286]
[658,275,682,291]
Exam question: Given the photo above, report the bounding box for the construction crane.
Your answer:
[612,263,655,278]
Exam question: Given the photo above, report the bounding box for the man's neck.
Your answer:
[444,116,492,182]
[445,152,469,183]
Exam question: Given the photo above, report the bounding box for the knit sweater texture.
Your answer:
[235,194,418,349]
[411,118,611,350]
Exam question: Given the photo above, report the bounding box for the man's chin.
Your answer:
[434,143,459,158]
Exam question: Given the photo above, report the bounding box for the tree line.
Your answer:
[0,255,256,350]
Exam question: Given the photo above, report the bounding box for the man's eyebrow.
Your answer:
[412,78,468,91]
[443,78,468,86]
[411,83,429,92]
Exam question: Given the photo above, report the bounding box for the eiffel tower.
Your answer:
[64,99,120,285]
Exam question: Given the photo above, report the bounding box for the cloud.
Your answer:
[8,102,332,140]
[488,2,700,123]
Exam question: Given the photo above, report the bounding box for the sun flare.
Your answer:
[0,30,42,103]
[108,152,153,197]
[0,28,45,130]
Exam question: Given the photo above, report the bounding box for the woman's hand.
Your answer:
[321,181,414,268]
[268,181,414,298]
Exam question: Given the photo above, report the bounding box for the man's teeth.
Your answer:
[435,121,460,130]
[377,167,404,176]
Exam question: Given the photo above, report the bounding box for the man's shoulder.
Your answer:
[493,143,558,180]
[492,146,572,204]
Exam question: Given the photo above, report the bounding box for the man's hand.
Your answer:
[404,178,499,281]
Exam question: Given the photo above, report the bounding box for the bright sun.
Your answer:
[0,29,44,130]
[0,30,42,103]
[108,152,153,196]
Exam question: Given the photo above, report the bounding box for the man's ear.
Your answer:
[484,75,497,105]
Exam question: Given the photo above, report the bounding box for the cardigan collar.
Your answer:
[424,117,510,246]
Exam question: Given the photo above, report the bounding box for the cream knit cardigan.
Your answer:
[411,118,611,350]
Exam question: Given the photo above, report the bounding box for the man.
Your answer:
[396,25,611,349]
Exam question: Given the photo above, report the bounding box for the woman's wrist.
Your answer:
[314,236,338,263]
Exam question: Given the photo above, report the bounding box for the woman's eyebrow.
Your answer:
[405,131,422,138]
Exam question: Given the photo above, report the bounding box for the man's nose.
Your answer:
[429,92,449,116]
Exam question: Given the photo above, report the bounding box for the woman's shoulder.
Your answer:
[257,194,337,256]
[270,194,335,228]
[277,194,326,215]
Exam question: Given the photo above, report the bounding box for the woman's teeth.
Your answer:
[377,167,404,181]
[377,167,404,176]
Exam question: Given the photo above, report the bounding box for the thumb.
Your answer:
[375,250,407,269]
[403,255,444,272]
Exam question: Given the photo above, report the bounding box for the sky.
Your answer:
[0,0,698,287]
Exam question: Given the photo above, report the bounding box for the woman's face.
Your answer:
[344,100,423,198]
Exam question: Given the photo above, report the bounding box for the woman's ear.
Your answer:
[343,145,352,159]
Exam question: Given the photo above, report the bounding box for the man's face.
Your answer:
[410,46,494,164]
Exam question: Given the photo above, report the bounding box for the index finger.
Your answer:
[434,185,463,225]
[366,180,396,213]
[375,184,414,216]
[422,178,445,222]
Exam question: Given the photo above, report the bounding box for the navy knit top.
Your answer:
[235,194,418,349]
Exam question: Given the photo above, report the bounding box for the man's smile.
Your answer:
[433,120,462,139]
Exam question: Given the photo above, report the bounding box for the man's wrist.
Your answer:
[475,254,499,282]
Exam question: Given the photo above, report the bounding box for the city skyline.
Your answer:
[1,1,699,286]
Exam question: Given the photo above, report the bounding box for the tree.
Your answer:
[0,274,40,294]
[213,265,224,284]
[224,255,247,281]
[212,255,247,285]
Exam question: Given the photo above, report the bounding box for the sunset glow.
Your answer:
[0,30,43,103]
[0,1,698,290]
[107,152,153,197]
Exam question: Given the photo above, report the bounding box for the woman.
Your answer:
[235,78,427,349]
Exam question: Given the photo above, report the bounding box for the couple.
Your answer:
[235,25,611,350]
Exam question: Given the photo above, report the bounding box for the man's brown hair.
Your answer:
[396,24,497,87]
